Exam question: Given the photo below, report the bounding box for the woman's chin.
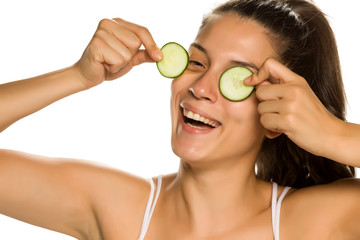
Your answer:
[171,143,210,165]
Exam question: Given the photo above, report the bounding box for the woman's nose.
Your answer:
[188,71,218,102]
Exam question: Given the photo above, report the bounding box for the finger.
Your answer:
[260,113,285,133]
[91,39,126,73]
[257,99,284,115]
[131,50,155,66]
[106,50,155,80]
[96,30,134,66]
[113,18,163,61]
[255,83,288,101]
[107,20,143,55]
[265,130,283,139]
[260,110,284,139]
[245,58,301,86]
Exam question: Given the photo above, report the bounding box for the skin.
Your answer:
[1,14,360,240]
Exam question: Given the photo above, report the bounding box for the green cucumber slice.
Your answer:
[157,42,189,78]
[219,66,254,101]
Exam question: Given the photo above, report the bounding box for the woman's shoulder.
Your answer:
[83,165,156,239]
[286,178,360,206]
[85,169,177,239]
[281,178,360,239]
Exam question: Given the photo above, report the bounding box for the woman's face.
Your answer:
[170,14,277,165]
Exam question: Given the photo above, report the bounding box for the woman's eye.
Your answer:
[188,60,205,69]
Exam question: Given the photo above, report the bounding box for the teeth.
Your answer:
[183,109,219,128]
[187,111,193,119]
[193,113,200,121]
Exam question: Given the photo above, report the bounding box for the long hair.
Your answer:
[202,0,355,188]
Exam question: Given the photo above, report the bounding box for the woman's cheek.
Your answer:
[226,93,265,137]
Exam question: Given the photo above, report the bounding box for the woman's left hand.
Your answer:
[245,58,340,157]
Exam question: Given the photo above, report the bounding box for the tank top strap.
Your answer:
[137,175,163,240]
[271,182,291,240]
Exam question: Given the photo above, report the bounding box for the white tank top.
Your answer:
[272,182,291,240]
[137,176,291,240]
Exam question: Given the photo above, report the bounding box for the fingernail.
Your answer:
[244,76,252,85]
[154,49,163,61]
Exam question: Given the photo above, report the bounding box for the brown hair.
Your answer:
[202,0,355,188]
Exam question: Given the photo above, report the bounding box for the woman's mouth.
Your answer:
[181,107,221,130]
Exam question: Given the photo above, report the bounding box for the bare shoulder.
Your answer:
[287,178,360,210]
[66,158,153,239]
[282,178,360,239]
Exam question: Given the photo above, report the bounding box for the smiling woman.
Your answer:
[0,0,360,240]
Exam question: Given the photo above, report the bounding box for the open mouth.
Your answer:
[182,108,221,129]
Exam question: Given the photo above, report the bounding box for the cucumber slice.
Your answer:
[157,42,189,78]
[219,66,254,101]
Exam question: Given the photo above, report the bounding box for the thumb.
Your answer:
[246,58,302,86]
[131,49,158,66]
[244,75,254,86]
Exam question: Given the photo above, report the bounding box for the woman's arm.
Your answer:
[0,18,162,133]
[0,67,85,132]
[0,149,99,239]
[326,120,360,167]
[0,18,162,239]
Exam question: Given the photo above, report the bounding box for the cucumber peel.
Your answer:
[219,66,254,101]
[157,42,189,78]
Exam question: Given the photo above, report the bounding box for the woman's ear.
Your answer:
[265,130,282,139]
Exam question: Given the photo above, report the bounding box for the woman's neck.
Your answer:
[166,158,271,237]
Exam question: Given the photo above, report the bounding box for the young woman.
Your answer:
[1,0,360,239]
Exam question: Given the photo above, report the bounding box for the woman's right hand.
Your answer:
[75,18,163,89]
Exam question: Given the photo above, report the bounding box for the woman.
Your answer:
[1,0,360,239]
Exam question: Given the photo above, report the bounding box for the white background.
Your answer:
[0,0,359,239]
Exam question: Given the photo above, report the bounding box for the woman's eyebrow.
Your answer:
[190,42,208,55]
[190,42,259,71]
[231,60,259,71]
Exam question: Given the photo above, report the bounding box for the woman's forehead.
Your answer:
[192,14,278,68]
